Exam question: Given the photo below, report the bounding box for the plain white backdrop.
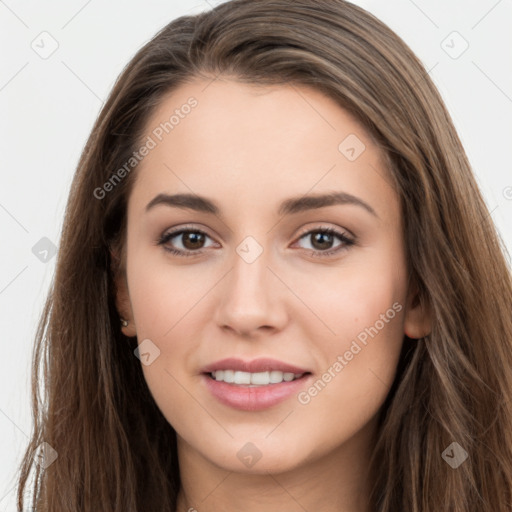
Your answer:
[0,0,511,510]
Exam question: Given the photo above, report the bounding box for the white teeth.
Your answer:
[269,370,283,383]
[211,370,304,385]
[234,371,251,385]
[251,371,270,385]
[223,369,235,383]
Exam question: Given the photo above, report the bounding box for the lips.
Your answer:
[200,357,310,375]
[200,357,313,411]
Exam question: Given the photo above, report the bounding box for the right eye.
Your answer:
[157,227,218,257]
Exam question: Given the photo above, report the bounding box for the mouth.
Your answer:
[200,357,313,411]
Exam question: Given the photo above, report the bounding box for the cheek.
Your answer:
[292,249,406,417]
[126,253,215,425]
[314,277,404,391]
[294,293,405,454]
[292,250,406,351]
[128,252,212,338]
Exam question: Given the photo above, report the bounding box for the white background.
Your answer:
[1,0,511,510]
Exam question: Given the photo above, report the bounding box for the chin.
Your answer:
[196,435,313,475]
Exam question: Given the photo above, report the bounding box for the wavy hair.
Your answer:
[16,0,512,510]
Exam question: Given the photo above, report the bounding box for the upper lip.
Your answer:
[201,357,310,374]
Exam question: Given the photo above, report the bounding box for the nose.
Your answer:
[213,243,288,338]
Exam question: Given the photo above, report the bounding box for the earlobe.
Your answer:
[115,278,137,338]
[119,317,137,338]
[111,249,137,338]
[403,287,431,339]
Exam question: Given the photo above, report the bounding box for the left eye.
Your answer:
[295,228,354,255]
[299,228,354,254]
[157,227,355,257]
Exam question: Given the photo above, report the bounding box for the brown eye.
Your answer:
[296,227,355,257]
[157,228,216,257]
[180,231,206,250]
[310,231,336,251]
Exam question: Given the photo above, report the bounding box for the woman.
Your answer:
[16,0,512,510]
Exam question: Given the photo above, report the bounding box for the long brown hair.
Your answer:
[16,1,512,510]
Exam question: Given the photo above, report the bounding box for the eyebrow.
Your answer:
[145,191,378,218]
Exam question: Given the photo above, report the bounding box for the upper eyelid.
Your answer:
[163,224,216,241]
[295,224,354,239]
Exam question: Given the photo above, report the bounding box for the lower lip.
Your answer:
[203,374,311,411]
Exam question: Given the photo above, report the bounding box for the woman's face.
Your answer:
[116,78,428,474]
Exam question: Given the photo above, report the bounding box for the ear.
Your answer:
[403,282,431,339]
[111,249,137,338]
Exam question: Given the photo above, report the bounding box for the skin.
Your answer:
[114,77,430,512]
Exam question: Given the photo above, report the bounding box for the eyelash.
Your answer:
[156,225,356,258]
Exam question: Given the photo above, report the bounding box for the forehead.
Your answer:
[129,78,398,224]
